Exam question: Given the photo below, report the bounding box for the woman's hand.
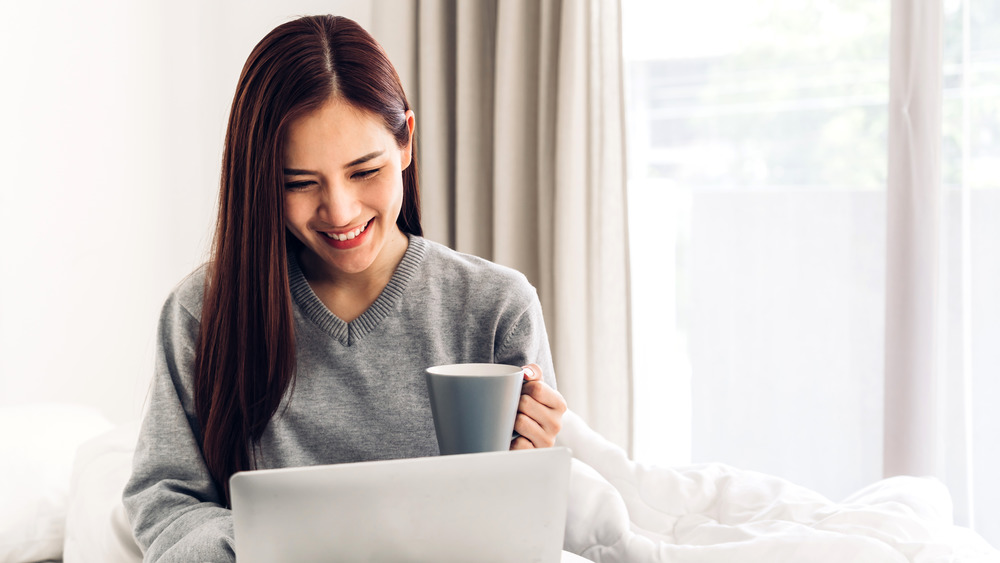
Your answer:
[511,364,567,450]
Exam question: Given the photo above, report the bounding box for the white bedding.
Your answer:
[0,404,113,563]
[4,404,998,562]
[556,411,1000,562]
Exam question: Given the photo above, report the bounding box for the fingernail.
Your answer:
[522,367,534,380]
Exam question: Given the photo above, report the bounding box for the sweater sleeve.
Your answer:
[122,286,236,563]
[494,283,558,390]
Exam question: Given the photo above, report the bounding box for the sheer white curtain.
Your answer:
[884,0,944,485]
[886,0,999,539]
[373,0,634,450]
[624,0,999,546]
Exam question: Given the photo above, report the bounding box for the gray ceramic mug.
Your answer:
[424,363,525,455]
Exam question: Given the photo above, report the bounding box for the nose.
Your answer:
[317,180,361,227]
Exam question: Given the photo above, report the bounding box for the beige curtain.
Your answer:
[373,0,633,452]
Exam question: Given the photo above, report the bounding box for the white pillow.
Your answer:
[63,421,143,563]
[0,404,114,563]
[63,421,142,563]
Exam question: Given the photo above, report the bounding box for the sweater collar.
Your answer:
[287,234,426,346]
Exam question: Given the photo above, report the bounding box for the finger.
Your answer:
[510,436,534,450]
[518,393,563,437]
[521,380,568,413]
[521,363,542,382]
[513,410,553,448]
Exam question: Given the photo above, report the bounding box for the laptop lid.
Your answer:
[230,447,572,563]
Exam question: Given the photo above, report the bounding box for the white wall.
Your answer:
[0,0,372,424]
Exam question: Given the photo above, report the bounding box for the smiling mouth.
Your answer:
[321,219,373,241]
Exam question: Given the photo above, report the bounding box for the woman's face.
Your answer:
[282,97,414,280]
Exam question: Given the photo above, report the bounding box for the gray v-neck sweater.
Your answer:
[123,235,557,562]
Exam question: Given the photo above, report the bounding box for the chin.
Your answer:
[322,244,380,273]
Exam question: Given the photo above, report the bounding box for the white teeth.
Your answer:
[325,221,367,241]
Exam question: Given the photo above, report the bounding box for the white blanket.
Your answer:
[556,411,999,562]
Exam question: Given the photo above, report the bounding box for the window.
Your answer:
[624,0,999,544]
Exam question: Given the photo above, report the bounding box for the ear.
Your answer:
[400,110,415,171]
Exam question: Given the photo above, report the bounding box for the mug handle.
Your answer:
[511,371,532,442]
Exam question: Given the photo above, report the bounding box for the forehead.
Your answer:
[283,98,390,165]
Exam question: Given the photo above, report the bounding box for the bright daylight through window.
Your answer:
[623,0,1000,544]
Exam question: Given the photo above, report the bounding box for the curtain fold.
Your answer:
[884,0,943,479]
[885,0,978,530]
[373,0,633,451]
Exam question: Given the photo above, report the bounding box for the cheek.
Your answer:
[373,176,405,211]
[283,194,310,231]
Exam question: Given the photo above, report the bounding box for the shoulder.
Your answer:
[417,237,536,302]
[163,263,209,322]
[418,237,531,288]
[154,265,208,363]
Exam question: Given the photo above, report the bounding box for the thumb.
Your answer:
[521,364,542,382]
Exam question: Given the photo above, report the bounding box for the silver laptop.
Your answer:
[230,447,572,563]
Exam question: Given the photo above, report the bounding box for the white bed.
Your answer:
[2,403,998,563]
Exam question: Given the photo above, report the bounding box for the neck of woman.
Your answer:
[297,230,409,323]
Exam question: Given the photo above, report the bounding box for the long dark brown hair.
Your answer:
[195,15,421,505]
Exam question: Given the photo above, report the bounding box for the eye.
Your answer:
[352,168,380,180]
[284,180,316,191]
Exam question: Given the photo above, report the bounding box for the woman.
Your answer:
[123,14,566,562]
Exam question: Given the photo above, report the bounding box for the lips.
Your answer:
[322,219,370,241]
[319,218,373,249]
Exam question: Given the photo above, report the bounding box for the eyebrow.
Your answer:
[283,150,385,176]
